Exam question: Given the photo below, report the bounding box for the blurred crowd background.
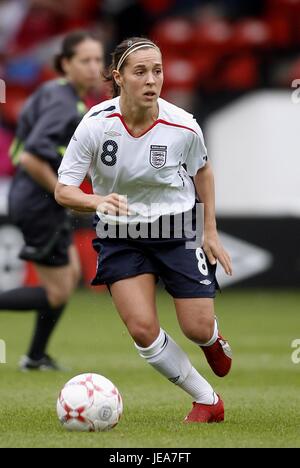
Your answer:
[0,0,299,290]
[1,0,300,174]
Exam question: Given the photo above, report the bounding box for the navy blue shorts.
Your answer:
[91,208,219,299]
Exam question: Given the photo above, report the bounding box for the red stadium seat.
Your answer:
[265,0,300,46]
[151,18,195,54]
[265,14,292,48]
[218,55,259,90]
[76,0,99,16]
[162,57,199,90]
[266,0,300,16]
[232,19,272,50]
[141,0,174,16]
[193,53,219,84]
[194,20,233,54]
[11,10,60,53]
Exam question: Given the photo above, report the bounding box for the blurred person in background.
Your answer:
[0,30,104,371]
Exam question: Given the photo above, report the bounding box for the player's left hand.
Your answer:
[203,229,232,276]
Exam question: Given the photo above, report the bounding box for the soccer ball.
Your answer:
[57,373,123,432]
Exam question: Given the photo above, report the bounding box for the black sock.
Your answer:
[27,304,66,361]
[0,287,50,311]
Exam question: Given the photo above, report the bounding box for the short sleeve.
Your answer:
[24,95,75,163]
[184,122,208,176]
[58,120,94,187]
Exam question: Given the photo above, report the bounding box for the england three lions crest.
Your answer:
[150,145,167,168]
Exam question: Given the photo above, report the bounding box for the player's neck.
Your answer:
[66,78,88,98]
[119,96,159,134]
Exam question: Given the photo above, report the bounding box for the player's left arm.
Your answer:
[193,162,232,276]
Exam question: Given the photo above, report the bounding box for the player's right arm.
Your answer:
[55,184,129,214]
[55,120,129,215]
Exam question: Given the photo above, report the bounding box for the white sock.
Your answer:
[198,318,219,347]
[135,329,218,405]
[181,367,218,404]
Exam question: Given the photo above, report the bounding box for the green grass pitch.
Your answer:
[0,289,299,448]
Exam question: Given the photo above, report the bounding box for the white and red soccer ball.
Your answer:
[57,373,123,432]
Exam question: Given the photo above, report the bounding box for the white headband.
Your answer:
[116,41,160,72]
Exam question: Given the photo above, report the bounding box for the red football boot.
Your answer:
[201,334,232,377]
[184,395,224,423]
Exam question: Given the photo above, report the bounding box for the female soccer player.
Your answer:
[55,37,233,422]
[0,30,104,370]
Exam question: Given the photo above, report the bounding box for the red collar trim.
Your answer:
[106,113,197,138]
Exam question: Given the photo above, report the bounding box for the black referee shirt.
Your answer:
[9,79,86,213]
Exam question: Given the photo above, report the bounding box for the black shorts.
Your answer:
[8,171,73,267]
[91,207,219,299]
[9,205,72,268]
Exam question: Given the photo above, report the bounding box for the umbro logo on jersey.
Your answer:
[104,131,122,137]
[72,134,77,141]
[150,145,167,168]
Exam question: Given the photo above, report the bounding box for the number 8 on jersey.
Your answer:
[101,140,118,167]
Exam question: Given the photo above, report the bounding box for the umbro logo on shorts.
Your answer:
[200,279,212,285]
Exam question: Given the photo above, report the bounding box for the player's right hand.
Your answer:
[96,193,131,216]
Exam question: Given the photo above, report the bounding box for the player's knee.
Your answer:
[129,321,160,348]
[46,285,72,309]
[47,292,68,309]
[182,318,215,344]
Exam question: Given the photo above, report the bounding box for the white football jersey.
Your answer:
[58,96,208,224]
